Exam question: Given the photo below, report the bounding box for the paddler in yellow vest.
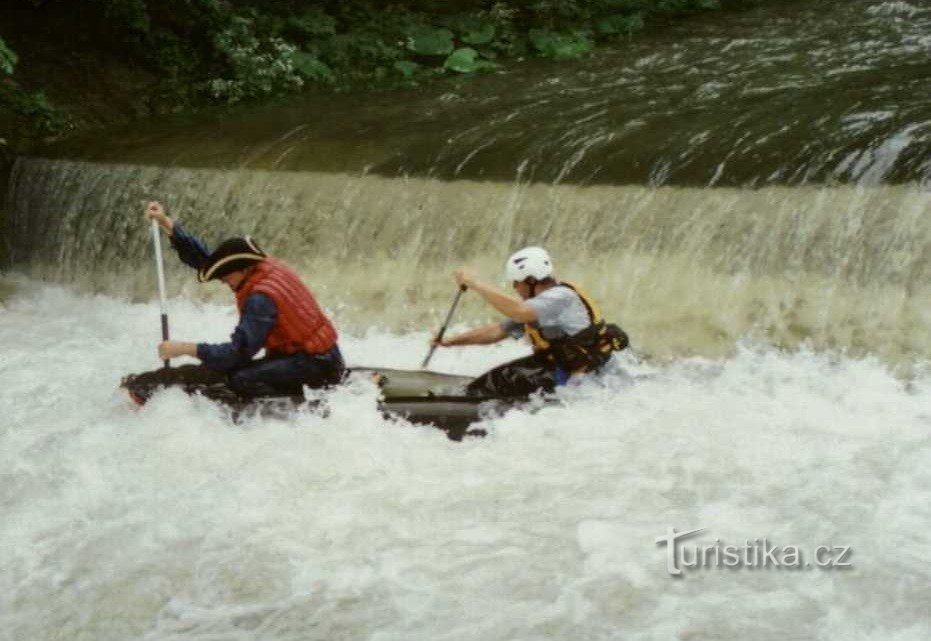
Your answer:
[434,247,628,397]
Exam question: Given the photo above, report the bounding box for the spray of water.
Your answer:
[7,159,930,364]
[1,278,929,640]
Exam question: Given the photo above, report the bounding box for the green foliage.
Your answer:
[462,23,496,45]
[320,32,406,82]
[285,8,338,41]
[0,88,68,137]
[527,0,589,21]
[292,52,335,83]
[482,7,529,58]
[393,60,421,78]
[437,14,497,45]
[444,47,498,73]
[0,38,17,76]
[653,0,720,10]
[0,36,68,140]
[15,92,65,131]
[591,0,650,10]
[295,4,415,86]
[528,28,594,60]
[595,12,645,35]
[656,0,688,9]
[97,0,151,37]
[407,26,455,56]
[149,30,197,81]
[205,17,304,103]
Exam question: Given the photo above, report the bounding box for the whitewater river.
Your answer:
[2,277,929,640]
[2,0,930,638]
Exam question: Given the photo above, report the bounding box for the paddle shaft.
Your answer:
[422,284,467,369]
[151,219,170,367]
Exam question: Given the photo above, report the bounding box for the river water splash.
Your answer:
[1,279,930,640]
[6,159,930,363]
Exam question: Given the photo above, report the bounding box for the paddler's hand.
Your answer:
[158,340,197,360]
[430,335,452,348]
[145,201,174,235]
[453,268,476,289]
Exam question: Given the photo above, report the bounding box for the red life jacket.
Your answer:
[235,258,338,355]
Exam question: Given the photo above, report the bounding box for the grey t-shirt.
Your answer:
[501,285,591,340]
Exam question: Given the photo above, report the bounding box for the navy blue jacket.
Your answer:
[170,223,277,371]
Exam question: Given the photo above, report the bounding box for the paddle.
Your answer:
[421,284,467,369]
[150,218,171,368]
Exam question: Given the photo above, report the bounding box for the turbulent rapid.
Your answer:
[1,279,930,640]
[2,0,930,639]
[0,279,931,641]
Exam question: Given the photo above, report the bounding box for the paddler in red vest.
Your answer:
[145,201,344,397]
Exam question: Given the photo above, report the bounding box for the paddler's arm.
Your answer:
[454,268,538,323]
[157,293,277,371]
[436,322,508,347]
[145,200,212,271]
[158,341,198,360]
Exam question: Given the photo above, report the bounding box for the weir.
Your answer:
[6,157,929,363]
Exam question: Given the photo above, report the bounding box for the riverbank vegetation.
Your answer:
[1,0,768,154]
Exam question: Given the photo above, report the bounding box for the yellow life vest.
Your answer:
[523,282,628,373]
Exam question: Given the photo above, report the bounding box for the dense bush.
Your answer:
[45,0,742,101]
[0,37,17,76]
[0,36,70,141]
[205,19,305,102]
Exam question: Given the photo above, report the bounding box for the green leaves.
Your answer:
[2,89,67,136]
[99,0,150,37]
[528,29,594,60]
[655,0,720,10]
[286,8,337,40]
[207,22,307,103]
[407,26,454,56]
[444,47,497,73]
[292,52,334,83]
[461,23,496,46]
[393,60,420,78]
[438,14,497,45]
[0,37,17,76]
[594,12,645,36]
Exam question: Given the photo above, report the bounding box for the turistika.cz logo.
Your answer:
[655,527,853,576]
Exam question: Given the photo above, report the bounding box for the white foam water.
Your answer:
[1,277,929,640]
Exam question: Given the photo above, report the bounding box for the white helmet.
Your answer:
[505,246,553,282]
